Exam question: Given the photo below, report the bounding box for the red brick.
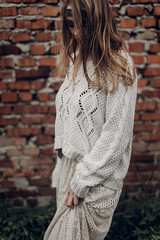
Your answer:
[31,45,45,55]
[39,58,56,67]
[50,45,62,55]
[0,159,17,168]
[27,198,38,207]
[55,32,62,42]
[0,19,15,29]
[123,184,139,192]
[38,188,55,196]
[141,18,156,28]
[146,183,160,192]
[30,81,46,90]
[128,163,137,172]
[20,157,53,167]
[2,0,21,2]
[1,93,18,103]
[9,81,30,90]
[136,101,157,111]
[43,0,58,2]
[142,134,160,141]
[132,55,144,64]
[0,82,7,90]
[141,113,160,121]
[38,93,49,101]
[134,124,153,132]
[144,68,160,76]
[4,190,37,197]
[119,31,131,40]
[150,44,160,52]
[37,168,54,176]
[43,147,55,155]
[3,169,34,178]
[20,92,32,101]
[0,45,20,55]
[147,55,160,64]
[49,106,56,114]
[127,7,144,16]
[31,19,52,29]
[0,107,12,115]
[0,180,15,189]
[53,81,63,91]
[37,136,53,145]
[0,7,17,16]
[132,142,147,152]
[19,7,39,15]
[157,124,160,131]
[120,19,136,28]
[128,43,144,52]
[29,178,50,186]
[6,147,40,156]
[110,7,118,17]
[141,90,160,98]
[16,68,49,79]
[0,32,11,40]
[7,127,41,137]
[110,0,120,3]
[22,0,37,2]
[41,6,59,17]
[12,33,30,43]
[131,154,154,163]
[0,58,13,67]
[137,79,148,88]
[132,0,158,2]
[18,58,36,67]
[9,199,24,207]
[2,170,14,178]
[16,20,31,29]
[35,32,52,42]
[137,163,155,171]
[0,137,26,146]
[21,115,55,124]
[148,143,160,151]
[158,31,160,41]
[45,127,55,135]
[154,6,160,15]
[14,105,48,114]
[134,113,140,120]
[152,173,160,181]
[0,70,13,79]
[0,118,19,126]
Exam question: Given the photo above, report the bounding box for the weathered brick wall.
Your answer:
[0,0,160,208]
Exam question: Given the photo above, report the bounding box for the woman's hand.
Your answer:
[66,186,79,208]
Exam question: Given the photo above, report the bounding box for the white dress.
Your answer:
[43,153,122,240]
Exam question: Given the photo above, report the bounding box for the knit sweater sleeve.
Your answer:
[70,58,138,198]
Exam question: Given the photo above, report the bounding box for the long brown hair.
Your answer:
[58,0,136,93]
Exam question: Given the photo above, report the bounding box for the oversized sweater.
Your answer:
[54,51,138,198]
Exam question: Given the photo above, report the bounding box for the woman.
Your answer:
[44,0,138,239]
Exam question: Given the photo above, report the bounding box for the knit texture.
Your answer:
[54,51,138,198]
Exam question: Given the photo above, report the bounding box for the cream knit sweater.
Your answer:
[54,51,138,198]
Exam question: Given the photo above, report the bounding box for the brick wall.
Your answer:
[0,0,160,208]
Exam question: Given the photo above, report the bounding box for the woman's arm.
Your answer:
[70,57,138,198]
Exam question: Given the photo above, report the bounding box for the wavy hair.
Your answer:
[58,0,136,93]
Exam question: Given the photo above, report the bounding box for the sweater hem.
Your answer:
[54,136,84,162]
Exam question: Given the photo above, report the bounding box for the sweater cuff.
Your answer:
[70,174,90,198]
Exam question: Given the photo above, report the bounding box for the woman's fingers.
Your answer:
[73,195,79,206]
[66,193,74,208]
[66,187,79,208]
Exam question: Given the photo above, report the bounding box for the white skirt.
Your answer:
[44,154,122,240]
